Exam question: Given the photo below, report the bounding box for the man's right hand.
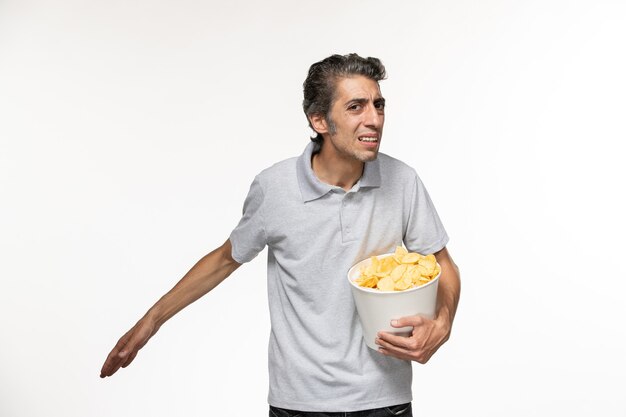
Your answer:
[100,317,157,378]
[98,239,241,379]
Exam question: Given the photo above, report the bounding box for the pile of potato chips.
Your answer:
[355,246,441,291]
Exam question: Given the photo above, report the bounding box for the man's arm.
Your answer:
[99,239,241,378]
[376,246,460,363]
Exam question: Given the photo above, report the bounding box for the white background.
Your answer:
[1,1,625,416]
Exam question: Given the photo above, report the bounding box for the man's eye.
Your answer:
[375,102,385,110]
[349,104,362,111]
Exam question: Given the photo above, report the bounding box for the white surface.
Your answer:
[1,1,625,416]
[348,254,440,349]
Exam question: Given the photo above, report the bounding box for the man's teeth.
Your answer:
[358,137,378,142]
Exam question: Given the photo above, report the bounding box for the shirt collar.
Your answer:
[296,141,381,203]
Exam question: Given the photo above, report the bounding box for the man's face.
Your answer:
[318,75,386,163]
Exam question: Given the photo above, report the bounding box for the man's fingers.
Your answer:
[376,339,413,361]
[100,320,156,378]
[377,331,415,350]
[121,350,139,368]
[100,358,121,378]
[376,336,433,363]
[100,333,136,377]
[100,349,122,377]
[101,348,134,377]
[376,315,445,364]
[390,315,425,328]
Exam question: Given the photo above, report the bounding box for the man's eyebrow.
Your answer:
[346,98,368,106]
[345,97,386,106]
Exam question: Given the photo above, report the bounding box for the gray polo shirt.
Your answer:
[229,142,448,412]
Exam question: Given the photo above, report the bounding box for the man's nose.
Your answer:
[364,104,383,128]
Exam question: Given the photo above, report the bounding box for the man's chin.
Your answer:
[359,150,379,162]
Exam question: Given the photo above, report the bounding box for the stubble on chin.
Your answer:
[352,146,380,163]
[359,152,379,163]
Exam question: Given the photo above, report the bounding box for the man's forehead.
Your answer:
[334,75,383,100]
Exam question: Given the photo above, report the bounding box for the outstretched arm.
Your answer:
[99,239,241,378]
[376,246,460,363]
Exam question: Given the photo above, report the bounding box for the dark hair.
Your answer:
[302,53,387,144]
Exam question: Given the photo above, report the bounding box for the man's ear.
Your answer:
[309,113,329,135]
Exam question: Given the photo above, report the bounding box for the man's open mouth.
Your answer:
[358,136,379,143]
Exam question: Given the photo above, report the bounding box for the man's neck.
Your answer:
[311,146,364,192]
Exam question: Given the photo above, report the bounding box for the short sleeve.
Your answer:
[403,173,449,254]
[229,177,268,263]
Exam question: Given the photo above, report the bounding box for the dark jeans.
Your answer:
[269,403,412,417]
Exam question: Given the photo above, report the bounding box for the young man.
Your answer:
[100,54,461,417]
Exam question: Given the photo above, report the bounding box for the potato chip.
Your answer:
[394,275,413,291]
[356,246,441,292]
[378,256,399,274]
[377,276,395,291]
[370,256,380,271]
[405,265,422,284]
[356,275,378,288]
[390,264,409,282]
[393,246,408,262]
[418,257,436,275]
[401,252,421,264]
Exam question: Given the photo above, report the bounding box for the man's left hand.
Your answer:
[376,315,450,363]
[377,246,460,363]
